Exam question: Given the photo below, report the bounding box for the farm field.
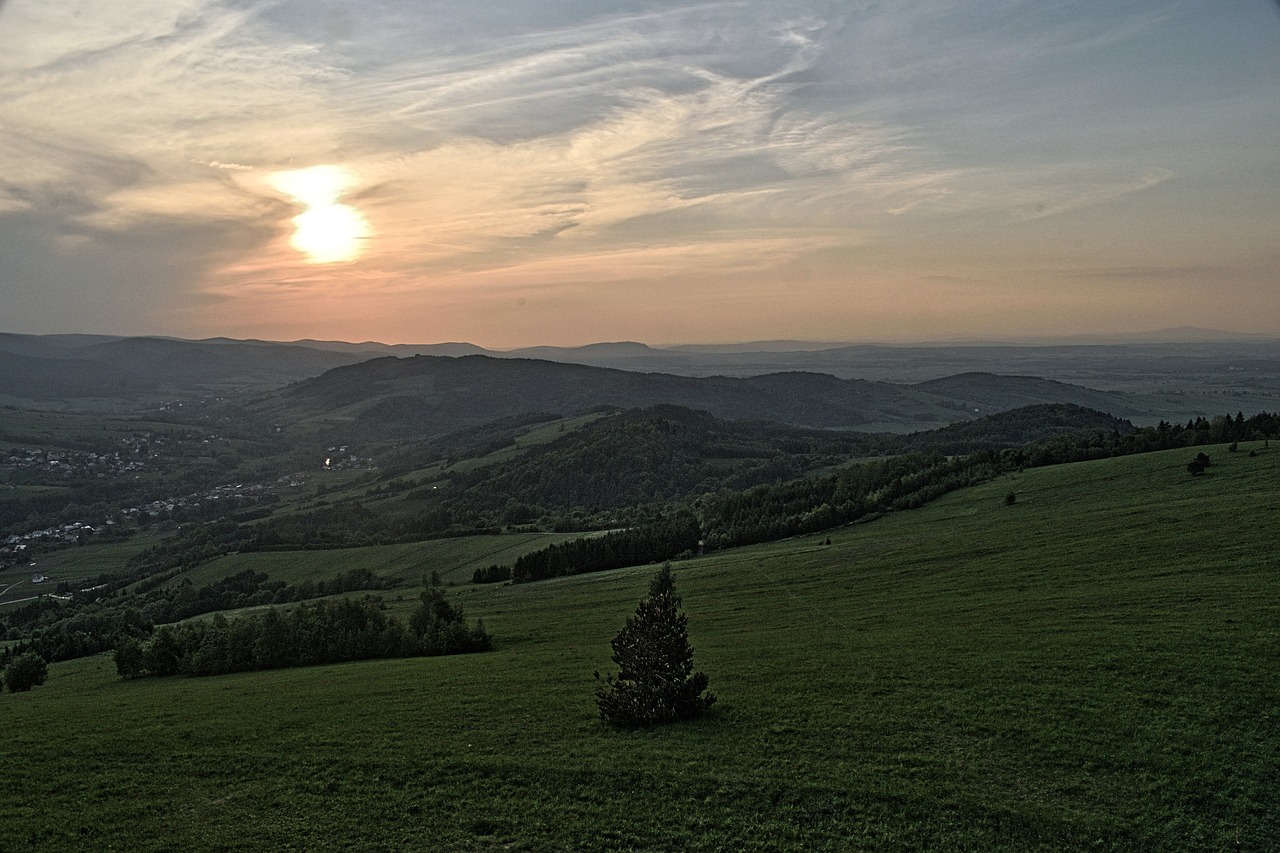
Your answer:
[167,531,592,589]
[2,442,1277,851]
[0,537,163,609]
[0,408,197,446]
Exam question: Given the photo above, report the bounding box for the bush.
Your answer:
[595,564,715,728]
[411,589,491,655]
[3,652,48,693]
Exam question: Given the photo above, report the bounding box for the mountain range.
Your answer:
[3,331,1278,432]
[258,353,1145,439]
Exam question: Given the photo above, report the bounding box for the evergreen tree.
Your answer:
[595,564,716,728]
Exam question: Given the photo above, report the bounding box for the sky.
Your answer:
[1,0,1278,347]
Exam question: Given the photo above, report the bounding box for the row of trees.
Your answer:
[507,513,702,583]
[1,604,151,667]
[2,567,404,667]
[114,590,489,679]
[696,453,996,549]
[482,454,998,585]
[134,567,399,625]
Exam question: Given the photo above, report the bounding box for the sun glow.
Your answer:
[269,166,371,263]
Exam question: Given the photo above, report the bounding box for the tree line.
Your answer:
[1,568,401,667]
[502,513,702,583]
[1,603,151,668]
[114,590,489,679]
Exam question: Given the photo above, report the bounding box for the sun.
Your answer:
[269,165,371,263]
[290,203,370,264]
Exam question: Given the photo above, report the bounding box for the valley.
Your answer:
[1,333,1277,850]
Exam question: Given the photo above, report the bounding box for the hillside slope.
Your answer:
[4,442,1275,850]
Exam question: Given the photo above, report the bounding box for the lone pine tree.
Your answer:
[595,563,716,728]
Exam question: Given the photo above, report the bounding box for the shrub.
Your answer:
[412,589,492,655]
[3,652,48,693]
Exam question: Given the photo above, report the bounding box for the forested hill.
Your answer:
[444,406,879,513]
[439,404,1135,516]
[97,402,1147,565]
[911,372,1128,414]
[897,404,1135,454]
[263,354,1138,437]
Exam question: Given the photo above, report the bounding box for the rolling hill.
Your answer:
[260,353,1140,438]
[3,441,1275,850]
[5,332,1277,427]
[420,403,1134,518]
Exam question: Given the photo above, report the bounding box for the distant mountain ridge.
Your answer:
[256,353,1140,438]
[2,332,1277,427]
[0,332,363,400]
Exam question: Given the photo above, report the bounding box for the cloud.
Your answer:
[1005,167,1175,221]
[0,1,342,223]
[2,0,943,275]
[290,6,962,288]
[2,0,1278,341]
[0,0,1182,259]
[1062,264,1236,282]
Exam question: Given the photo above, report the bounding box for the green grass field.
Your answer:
[2,443,1277,850]
[168,532,591,589]
[1,537,163,609]
[24,537,162,581]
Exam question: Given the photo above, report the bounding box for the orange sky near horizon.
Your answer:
[2,1,1278,347]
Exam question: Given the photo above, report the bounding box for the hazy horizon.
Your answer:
[3,1,1278,347]
[4,324,1277,353]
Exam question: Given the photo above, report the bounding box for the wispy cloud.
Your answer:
[1005,167,1175,221]
[2,0,947,271]
[2,0,1277,342]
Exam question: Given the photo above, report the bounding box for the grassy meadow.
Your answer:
[169,532,591,590]
[2,443,1277,850]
